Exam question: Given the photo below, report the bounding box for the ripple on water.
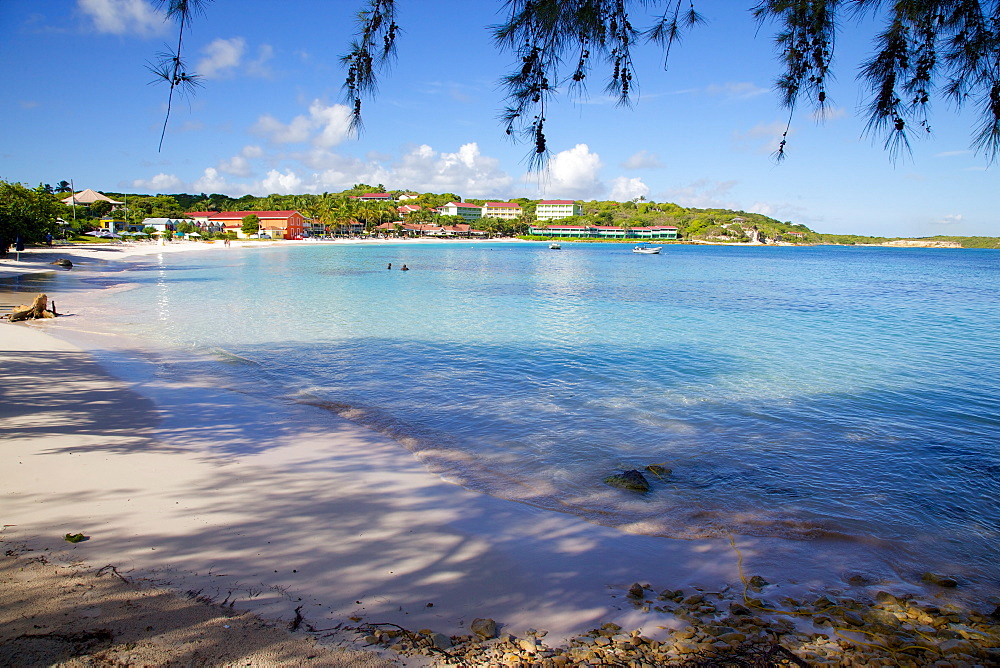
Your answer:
[51,243,1000,596]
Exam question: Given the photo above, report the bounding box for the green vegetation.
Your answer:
[917,236,1000,249]
[531,200,815,244]
[6,179,998,248]
[240,214,261,236]
[0,179,65,254]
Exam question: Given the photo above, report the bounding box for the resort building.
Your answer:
[482,202,523,220]
[306,217,326,236]
[438,202,484,222]
[629,226,680,240]
[397,204,423,216]
[139,217,197,233]
[530,224,679,240]
[203,210,307,239]
[375,222,487,238]
[535,200,582,220]
[184,211,214,226]
[536,225,588,237]
[590,225,627,239]
[352,192,396,203]
[61,188,123,208]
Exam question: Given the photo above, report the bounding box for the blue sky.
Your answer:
[1,0,995,237]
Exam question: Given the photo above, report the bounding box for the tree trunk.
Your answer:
[8,293,54,322]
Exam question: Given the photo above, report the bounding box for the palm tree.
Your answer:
[328,196,360,236]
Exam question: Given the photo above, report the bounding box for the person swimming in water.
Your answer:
[401,264,409,271]
[387,263,391,270]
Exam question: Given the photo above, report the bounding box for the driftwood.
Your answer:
[7,293,57,322]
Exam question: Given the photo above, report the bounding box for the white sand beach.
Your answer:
[2,241,997,666]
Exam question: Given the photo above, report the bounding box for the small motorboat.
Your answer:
[632,244,662,254]
[549,243,561,249]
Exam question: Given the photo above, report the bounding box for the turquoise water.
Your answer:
[16,242,1000,591]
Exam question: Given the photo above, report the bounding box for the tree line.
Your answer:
[5,178,997,249]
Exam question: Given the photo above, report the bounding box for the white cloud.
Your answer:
[935,150,972,158]
[259,169,303,194]
[705,82,769,100]
[197,37,246,79]
[310,102,353,148]
[394,143,513,196]
[78,0,165,36]
[192,167,230,193]
[731,121,788,154]
[538,144,603,199]
[937,213,963,225]
[217,145,263,177]
[254,114,313,144]
[253,101,353,148]
[810,105,848,122]
[136,140,517,199]
[247,45,275,77]
[747,201,810,223]
[664,178,739,209]
[132,172,182,192]
[622,150,664,170]
[609,177,650,202]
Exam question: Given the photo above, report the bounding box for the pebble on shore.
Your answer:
[351,579,1000,666]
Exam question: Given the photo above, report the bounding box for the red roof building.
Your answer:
[352,193,396,202]
[535,200,582,220]
[204,210,307,240]
[482,202,523,220]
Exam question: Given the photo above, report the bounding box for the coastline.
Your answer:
[2,242,998,665]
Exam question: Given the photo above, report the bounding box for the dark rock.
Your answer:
[604,470,650,492]
[747,575,769,592]
[470,618,497,640]
[862,608,901,631]
[645,464,671,477]
[729,602,751,616]
[50,258,73,268]
[874,591,898,605]
[922,572,958,587]
[845,572,877,586]
[990,605,1000,620]
[627,583,645,599]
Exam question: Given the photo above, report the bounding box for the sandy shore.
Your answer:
[2,241,997,666]
[1,241,741,663]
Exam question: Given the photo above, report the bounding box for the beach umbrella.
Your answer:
[188,232,202,237]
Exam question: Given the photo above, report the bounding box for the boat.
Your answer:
[632,244,662,254]
[549,243,561,249]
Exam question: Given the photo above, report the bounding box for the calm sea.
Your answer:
[11,241,1000,593]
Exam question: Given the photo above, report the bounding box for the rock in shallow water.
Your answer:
[922,572,959,587]
[604,469,650,492]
